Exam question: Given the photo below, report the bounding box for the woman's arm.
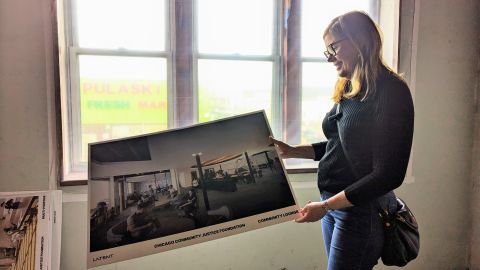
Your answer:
[296,79,414,222]
[344,79,414,205]
[269,136,317,159]
[295,191,353,223]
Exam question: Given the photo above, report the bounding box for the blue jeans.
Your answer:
[320,191,397,270]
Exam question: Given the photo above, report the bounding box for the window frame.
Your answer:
[288,0,382,170]
[60,0,174,182]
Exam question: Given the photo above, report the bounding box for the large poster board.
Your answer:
[0,190,62,270]
[87,111,299,268]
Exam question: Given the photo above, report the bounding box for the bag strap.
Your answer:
[334,102,388,216]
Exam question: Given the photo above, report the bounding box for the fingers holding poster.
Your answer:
[87,111,300,268]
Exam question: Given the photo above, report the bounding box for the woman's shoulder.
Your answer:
[367,68,414,116]
[373,69,411,104]
[384,69,410,91]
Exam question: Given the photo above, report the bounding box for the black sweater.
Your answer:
[312,70,414,205]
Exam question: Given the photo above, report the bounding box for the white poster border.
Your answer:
[87,111,301,268]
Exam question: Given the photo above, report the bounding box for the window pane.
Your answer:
[301,62,337,144]
[198,59,272,123]
[77,55,168,162]
[75,0,166,51]
[302,0,371,58]
[197,0,273,55]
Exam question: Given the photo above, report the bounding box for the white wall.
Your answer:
[470,54,480,268]
[0,0,480,269]
[0,0,53,191]
[408,0,478,268]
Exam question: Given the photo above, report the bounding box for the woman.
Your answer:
[271,11,414,269]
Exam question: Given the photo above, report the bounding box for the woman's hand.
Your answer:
[269,136,298,159]
[295,200,328,223]
[269,136,316,159]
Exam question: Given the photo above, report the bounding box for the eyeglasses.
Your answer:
[323,38,347,59]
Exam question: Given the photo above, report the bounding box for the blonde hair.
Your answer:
[324,11,394,103]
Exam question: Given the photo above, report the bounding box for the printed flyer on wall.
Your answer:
[0,190,62,270]
[87,111,300,268]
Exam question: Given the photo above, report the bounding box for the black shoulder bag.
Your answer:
[334,103,420,267]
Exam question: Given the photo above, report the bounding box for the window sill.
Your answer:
[60,165,317,186]
[60,172,88,186]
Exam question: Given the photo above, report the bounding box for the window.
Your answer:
[196,0,277,124]
[58,0,397,183]
[301,0,373,144]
